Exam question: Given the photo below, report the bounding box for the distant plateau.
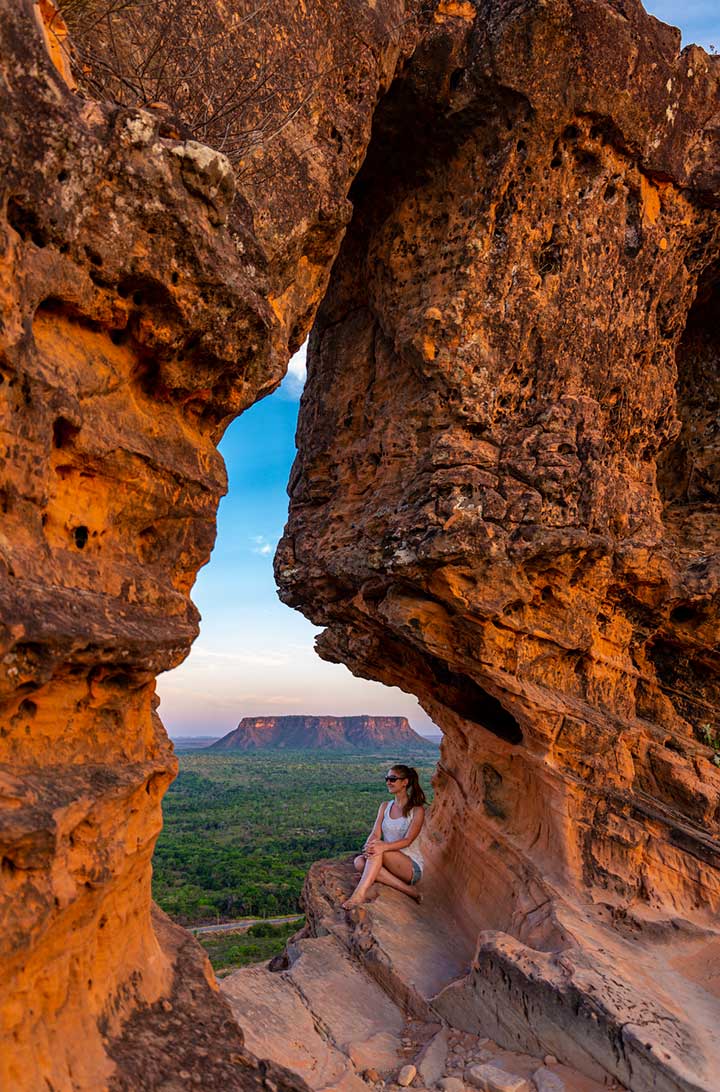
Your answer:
[203,715,439,751]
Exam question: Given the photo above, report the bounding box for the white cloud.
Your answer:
[251,534,273,556]
[277,342,307,401]
[189,645,290,667]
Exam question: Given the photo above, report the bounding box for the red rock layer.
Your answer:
[277,1,720,1086]
[0,1,420,1088]
[211,714,435,750]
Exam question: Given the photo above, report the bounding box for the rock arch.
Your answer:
[1,0,719,1089]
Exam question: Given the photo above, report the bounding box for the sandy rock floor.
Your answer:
[222,863,625,1092]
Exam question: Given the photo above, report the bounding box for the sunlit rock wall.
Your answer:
[0,1,418,1088]
[278,0,720,1086]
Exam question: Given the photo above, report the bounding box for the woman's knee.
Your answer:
[353,854,366,872]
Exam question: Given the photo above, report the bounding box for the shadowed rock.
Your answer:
[277,1,720,1088]
[0,0,420,1087]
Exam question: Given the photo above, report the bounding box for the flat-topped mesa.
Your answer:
[0,1,421,1088]
[210,714,436,751]
[277,0,720,1088]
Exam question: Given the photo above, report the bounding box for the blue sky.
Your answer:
[157,5,716,740]
[158,346,438,738]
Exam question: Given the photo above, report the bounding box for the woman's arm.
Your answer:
[363,802,385,849]
[367,807,424,854]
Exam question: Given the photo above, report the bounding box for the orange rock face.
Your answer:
[0,1,418,1088]
[277,1,720,1087]
[4,0,720,1088]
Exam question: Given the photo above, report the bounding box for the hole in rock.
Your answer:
[426,653,522,744]
[53,416,80,449]
[449,67,464,92]
[73,525,89,549]
[537,239,562,277]
[329,124,343,152]
[7,196,48,247]
[155,342,440,928]
[670,604,700,625]
[575,148,600,171]
[482,764,507,819]
[19,699,37,717]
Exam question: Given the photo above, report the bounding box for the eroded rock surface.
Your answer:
[223,860,616,1092]
[277,1,720,1088]
[4,0,720,1088]
[0,1,419,1088]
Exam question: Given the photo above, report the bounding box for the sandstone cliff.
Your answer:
[276,1,720,1089]
[210,715,437,751]
[0,1,420,1088]
[3,0,720,1090]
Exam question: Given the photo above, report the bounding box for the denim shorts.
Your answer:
[410,860,423,885]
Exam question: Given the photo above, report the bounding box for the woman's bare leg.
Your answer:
[374,864,419,898]
[378,850,421,900]
[344,850,421,907]
[343,853,384,907]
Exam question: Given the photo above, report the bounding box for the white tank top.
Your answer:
[381,801,424,868]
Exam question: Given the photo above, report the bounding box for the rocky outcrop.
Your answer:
[223,859,616,1092]
[4,0,720,1089]
[277,1,720,1088]
[209,715,437,751]
[0,1,420,1088]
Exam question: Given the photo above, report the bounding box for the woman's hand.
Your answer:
[366,841,384,857]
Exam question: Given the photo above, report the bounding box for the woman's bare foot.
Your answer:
[342,894,367,910]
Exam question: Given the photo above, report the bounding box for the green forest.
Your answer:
[152,748,438,926]
[197,920,301,975]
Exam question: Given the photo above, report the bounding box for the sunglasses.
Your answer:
[384,775,404,782]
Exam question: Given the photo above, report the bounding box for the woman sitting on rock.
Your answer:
[342,763,426,909]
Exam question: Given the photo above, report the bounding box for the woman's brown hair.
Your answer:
[391,764,427,816]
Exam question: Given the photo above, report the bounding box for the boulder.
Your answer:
[466,1064,530,1092]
